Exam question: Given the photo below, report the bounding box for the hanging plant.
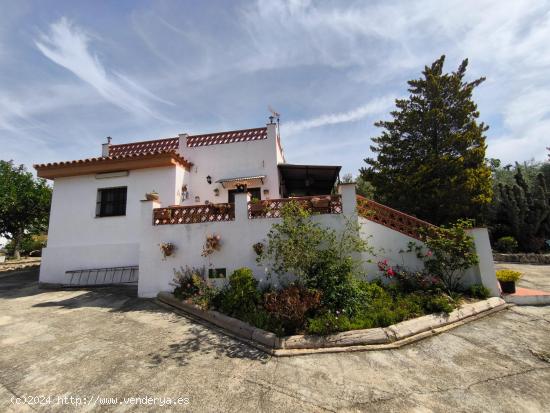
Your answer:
[160,242,176,258]
[202,234,221,257]
[252,242,264,256]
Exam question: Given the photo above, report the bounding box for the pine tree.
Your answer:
[361,55,492,225]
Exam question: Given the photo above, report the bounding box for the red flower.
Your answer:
[387,268,395,277]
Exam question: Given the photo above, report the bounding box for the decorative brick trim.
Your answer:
[153,203,235,225]
[248,195,342,219]
[356,195,436,240]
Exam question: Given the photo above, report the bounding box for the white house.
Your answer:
[34,119,500,297]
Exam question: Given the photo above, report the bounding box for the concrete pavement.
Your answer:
[0,268,549,412]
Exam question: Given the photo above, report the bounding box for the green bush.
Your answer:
[305,283,455,335]
[171,266,218,309]
[496,269,522,282]
[494,236,518,253]
[415,219,479,293]
[260,201,372,311]
[307,312,353,335]
[469,284,490,299]
[218,267,260,318]
[420,294,455,314]
[5,234,47,256]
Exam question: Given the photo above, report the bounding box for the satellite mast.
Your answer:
[268,105,280,127]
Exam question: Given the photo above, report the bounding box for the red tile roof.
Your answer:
[186,127,267,147]
[34,149,189,169]
[109,137,179,157]
[34,127,267,172]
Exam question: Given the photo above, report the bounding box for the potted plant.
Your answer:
[160,242,176,258]
[311,196,330,209]
[252,242,264,256]
[213,187,220,197]
[145,190,160,201]
[214,203,229,214]
[496,269,522,294]
[249,197,264,216]
[202,234,221,257]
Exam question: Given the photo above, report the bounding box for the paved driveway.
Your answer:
[0,268,549,412]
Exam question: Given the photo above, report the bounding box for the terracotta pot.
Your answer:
[311,197,330,208]
[250,202,264,212]
[145,192,160,201]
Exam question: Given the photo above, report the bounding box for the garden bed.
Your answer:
[157,292,506,355]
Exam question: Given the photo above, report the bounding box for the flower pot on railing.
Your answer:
[145,191,160,201]
[311,196,330,209]
[214,203,229,214]
[249,200,265,216]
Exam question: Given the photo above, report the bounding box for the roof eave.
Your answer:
[34,153,192,180]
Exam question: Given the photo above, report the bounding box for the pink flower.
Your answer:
[387,268,395,277]
[426,250,433,257]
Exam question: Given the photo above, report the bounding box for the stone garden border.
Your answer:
[493,253,550,265]
[156,292,508,356]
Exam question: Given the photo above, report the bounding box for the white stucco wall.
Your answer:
[360,217,426,280]
[177,123,281,205]
[137,192,349,297]
[39,166,182,284]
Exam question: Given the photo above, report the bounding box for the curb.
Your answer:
[503,294,550,306]
[156,292,508,356]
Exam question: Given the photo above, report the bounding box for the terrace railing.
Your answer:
[248,194,342,219]
[153,203,235,225]
[356,195,436,240]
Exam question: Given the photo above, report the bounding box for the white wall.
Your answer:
[359,217,426,280]
[137,192,348,297]
[40,166,181,284]
[178,123,281,205]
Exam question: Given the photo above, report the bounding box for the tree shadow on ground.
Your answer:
[31,288,175,316]
[148,324,271,367]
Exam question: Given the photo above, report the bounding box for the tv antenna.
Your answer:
[268,105,280,126]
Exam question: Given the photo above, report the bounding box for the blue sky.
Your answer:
[2,0,550,177]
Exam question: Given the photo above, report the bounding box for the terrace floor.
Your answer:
[0,266,549,412]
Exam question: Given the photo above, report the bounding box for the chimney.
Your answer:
[101,136,112,157]
[178,133,189,156]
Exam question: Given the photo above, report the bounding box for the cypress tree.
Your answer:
[361,55,492,225]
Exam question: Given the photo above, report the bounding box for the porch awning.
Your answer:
[278,164,341,197]
[216,175,266,189]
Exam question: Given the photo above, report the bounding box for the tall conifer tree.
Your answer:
[361,56,492,225]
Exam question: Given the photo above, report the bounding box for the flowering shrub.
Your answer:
[377,260,443,292]
[171,266,216,309]
[415,219,479,292]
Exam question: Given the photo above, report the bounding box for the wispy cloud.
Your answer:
[283,95,395,135]
[35,17,172,120]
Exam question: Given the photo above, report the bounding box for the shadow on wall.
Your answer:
[147,324,270,367]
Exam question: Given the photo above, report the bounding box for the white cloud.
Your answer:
[283,95,395,135]
[35,17,172,120]
[242,0,550,163]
